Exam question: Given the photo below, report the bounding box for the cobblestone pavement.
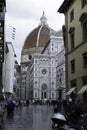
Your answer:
[2,105,53,130]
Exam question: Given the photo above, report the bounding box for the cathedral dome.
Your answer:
[21,12,53,54]
[23,25,50,49]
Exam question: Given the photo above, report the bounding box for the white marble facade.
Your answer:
[26,30,66,100]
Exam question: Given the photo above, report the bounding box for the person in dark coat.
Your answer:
[26,100,29,107]
[54,105,59,113]
[7,101,15,115]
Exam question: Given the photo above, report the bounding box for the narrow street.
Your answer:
[2,105,53,130]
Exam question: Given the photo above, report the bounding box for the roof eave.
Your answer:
[0,0,6,11]
[0,0,6,6]
[58,0,74,14]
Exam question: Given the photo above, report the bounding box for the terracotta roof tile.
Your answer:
[22,25,50,50]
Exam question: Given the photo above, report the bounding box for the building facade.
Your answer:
[58,0,87,104]
[21,12,55,99]
[21,12,66,100]
[26,30,66,101]
[56,46,66,100]
[0,0,6,98]
[13,65,21,99]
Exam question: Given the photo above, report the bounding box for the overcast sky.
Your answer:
[5,0,64,64]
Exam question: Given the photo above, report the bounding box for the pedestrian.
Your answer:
[62,98,67,114]
[72,99,84,123]
[26,100,29,107]
[7,100,15,115]
[54,105,59,113]
[0,102,4,123]
[15,100,19,109]
[56,98,62,112]
[0,97,5,123]
[18,100,22,109]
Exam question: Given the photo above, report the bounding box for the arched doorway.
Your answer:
[41,83,47,99]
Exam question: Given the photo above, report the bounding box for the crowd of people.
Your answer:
[0,97,30,119]
[53,97,87,128]
[0,96,87,125]
[0,96,31,128]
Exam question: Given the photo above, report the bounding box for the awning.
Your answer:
[77,85,87,94]
[66,87,76,96]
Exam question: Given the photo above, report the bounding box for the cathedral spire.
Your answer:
[40,11,47,25]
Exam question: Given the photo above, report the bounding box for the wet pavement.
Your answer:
[2,105,53,130]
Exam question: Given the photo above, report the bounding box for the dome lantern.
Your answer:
[40,11,47,25]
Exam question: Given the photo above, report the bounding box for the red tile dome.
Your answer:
[21,12,53,55]
[23,25,50,49]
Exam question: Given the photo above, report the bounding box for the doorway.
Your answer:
[41,91,47,99]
